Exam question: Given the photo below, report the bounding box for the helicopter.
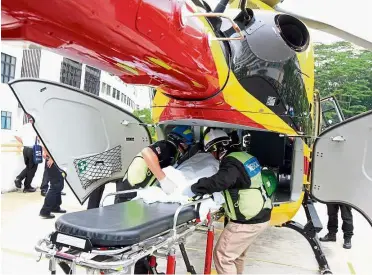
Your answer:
[2,0,372,274]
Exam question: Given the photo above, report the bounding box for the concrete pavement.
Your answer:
[1,182,371,274]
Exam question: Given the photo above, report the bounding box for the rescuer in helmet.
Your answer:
[87,125,196,209]
[129,125,196,193]
[190,128,273,274]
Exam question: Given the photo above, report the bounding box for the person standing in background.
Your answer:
[39,145,66,219]
[14,116,38,192]
[40,159,66,197]
[319,204,353,249]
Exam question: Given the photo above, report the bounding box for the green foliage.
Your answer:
[314,41,372,118]
[132,108,157,141]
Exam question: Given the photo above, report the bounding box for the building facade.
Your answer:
[0,42,153,193]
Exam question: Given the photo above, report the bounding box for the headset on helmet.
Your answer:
[203,129,231,154]
[168,125,194,147]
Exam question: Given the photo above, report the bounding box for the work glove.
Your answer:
[159,176,177,195]
[190,183,207,197]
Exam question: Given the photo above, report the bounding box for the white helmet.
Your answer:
[203,129,231,153]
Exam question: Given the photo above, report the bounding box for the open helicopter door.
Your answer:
[310,109,372,226]
[9,78,151,204]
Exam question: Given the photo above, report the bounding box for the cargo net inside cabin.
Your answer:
[73,145,122,190]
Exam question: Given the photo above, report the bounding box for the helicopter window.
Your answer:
[320,97,345,131]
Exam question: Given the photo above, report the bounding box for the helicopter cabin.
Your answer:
[157,123,304,206]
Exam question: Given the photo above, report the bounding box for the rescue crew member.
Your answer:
[190,129,272,274]
[319,204,353,249]
[39,146,66,219]
[87,125,197,208]
[126,125,196,193]
[118,125,197,274]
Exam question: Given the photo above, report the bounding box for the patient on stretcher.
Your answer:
[134,152,226,218]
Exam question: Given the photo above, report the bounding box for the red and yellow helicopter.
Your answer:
[2,0,372,274]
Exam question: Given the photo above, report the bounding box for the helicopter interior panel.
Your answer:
[243,130,294,204]
[158,124,299,204]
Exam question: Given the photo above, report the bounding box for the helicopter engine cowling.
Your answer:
[221,9,312,134]
[230,10,310,63]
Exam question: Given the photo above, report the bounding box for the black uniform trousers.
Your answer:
[40,161,49,193]
[40,163,64,215]
[87,179,137,209]
[327,204,354,238]
[17,147,39,188]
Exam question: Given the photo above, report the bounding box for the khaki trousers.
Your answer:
[213,221,270,274]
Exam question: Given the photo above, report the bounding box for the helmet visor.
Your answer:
[204,138,230,152]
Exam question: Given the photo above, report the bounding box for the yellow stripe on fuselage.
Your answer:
[152,88,170,123]
[192,4,297,135]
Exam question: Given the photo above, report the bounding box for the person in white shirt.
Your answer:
[14,117,39,192]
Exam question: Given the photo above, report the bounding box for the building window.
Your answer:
[1,111,12,130]
[1,53,16,83]
[84,65,101,95]
[112,88,120,100]
[101,82,111,96]
[21,48,41,78]
[60,58,82,88]
[101,82,106,95]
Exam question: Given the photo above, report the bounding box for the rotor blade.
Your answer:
[274,5,372,50]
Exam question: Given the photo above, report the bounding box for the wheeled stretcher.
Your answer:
[35,190,222,275]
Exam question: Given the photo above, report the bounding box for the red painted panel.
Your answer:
[1,0,221,99]
[158,97,266,130]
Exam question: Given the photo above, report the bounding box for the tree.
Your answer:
[132,108,157,141]
[314,41,372,118]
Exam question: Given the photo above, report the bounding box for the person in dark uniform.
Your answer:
[319,204,353,249]
[40,160,66,197]
[39,146,66,219]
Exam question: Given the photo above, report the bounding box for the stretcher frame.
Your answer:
[35,189,221,275]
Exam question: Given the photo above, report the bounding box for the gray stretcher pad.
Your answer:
[55,199,197,247]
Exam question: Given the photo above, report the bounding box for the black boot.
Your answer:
[319,233,336,242]
[343,238,352,249]
[40,212,55,219]
[23,187,36,193]
[14,178,22,189]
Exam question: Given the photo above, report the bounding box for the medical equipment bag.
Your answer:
[33,137,43,164]
[261,169,277,197]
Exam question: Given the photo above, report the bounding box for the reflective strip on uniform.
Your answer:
[224,191,237,221]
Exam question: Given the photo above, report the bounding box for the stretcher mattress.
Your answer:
[55,199,197,247]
